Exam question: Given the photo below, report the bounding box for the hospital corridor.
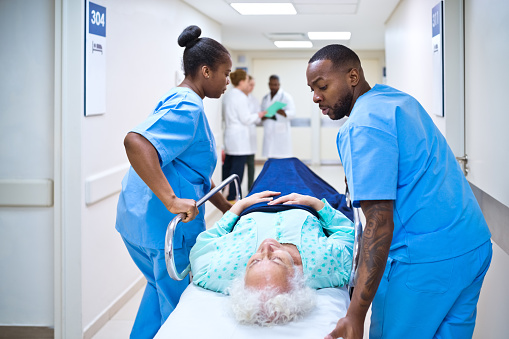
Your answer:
[1,0,508,338]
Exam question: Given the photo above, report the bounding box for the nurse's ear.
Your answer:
[348,68,360,87]
[201,65,211,79]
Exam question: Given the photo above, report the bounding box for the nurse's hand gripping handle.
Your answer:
[165,174,241,281]
[346,188,363,296]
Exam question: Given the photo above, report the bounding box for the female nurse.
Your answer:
[115,25,233,339]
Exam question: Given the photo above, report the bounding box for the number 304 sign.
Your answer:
[85,2,106,116]
[89,2,106,37]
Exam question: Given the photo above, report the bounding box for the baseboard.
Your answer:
[83,276,146,339]
[0,326,53,339]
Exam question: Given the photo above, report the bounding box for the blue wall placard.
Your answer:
[89,2,106,37]
[85,1,107,116]
[432,3,441,38]
[432,1,444,117]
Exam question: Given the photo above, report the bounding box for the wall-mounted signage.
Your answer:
[432,1,444,117]
[85,2,106,116]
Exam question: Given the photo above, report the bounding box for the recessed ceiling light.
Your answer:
[308,32,352,40]
[274,41,313,48]
[230,3,297,15]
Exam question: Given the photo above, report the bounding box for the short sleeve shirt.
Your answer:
[337,84,490,263]
[116,87,217,249]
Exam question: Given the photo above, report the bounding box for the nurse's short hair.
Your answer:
[228,270,316,326]
[309,44,361,71]
[178,25,230,77]
[230,69,247,86]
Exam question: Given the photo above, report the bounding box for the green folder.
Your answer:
[265,101,287,118]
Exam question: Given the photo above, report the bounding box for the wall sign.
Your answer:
[432,1,444,117]
[85,1,106,116]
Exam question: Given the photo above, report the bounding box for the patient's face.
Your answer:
[244,239,303,292]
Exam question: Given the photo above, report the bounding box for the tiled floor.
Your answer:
[91,163,368,339]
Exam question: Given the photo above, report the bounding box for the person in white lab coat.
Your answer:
[245,75,260,191]
[260,75,296,158]
[222,69,266,201]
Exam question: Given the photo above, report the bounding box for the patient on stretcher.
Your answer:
[189,191,354,326]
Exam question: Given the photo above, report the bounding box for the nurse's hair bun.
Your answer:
[178,25,202,48]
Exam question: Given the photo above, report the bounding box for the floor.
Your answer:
[91,163,371,339]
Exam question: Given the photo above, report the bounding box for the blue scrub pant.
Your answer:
[370,240,492,339]
[122,236,191,339]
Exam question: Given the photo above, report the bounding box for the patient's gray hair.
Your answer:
[228,270,316,326]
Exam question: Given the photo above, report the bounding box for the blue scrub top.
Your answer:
[116,87,217,250]
[337,84,491,263]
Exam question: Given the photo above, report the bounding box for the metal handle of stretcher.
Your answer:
[165,174,241,281]
[346,188,363,295]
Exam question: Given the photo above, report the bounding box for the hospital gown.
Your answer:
[190,200,354,294]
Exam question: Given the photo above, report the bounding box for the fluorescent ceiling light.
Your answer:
[308,32,352,40]
[274,41,313,48]
[230,3,297,15]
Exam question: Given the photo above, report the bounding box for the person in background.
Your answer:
[115,25,233,339]
[260,75,296,158]
[222,69,266,202]
[306,44,492,339]
[245,75,260,191]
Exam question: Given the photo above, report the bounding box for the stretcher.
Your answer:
[155,158,362,338]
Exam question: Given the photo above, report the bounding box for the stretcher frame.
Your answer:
[164,174,241,281]
[346,188,363,296]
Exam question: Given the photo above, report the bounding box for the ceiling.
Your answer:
[182,0,401,51]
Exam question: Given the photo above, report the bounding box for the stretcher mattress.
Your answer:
[154,283,349,338]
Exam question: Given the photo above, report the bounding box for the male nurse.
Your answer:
[306,44,492,339]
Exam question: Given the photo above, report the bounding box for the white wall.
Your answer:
[0,0,55,326]
[385,0,445,135]
[385,0,509,337]
[81,0,225,333]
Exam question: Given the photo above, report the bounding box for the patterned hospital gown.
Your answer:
[189,199,354,294]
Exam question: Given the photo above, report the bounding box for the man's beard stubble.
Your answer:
[329,91,353,120]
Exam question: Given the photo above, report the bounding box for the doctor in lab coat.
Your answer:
[260,75,296,158]
[222,69,266,201]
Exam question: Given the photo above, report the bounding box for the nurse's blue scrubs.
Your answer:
[337,84,492,338]
[116,87,217,338]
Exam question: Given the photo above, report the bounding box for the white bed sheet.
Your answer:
[154,283,349,339]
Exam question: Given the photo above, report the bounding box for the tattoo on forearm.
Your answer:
[359,202,393,306]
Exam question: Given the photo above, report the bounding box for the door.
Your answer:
[464,0,509,207]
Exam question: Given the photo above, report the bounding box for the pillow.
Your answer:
[155,284,349,339]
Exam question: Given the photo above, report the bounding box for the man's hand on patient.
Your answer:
[230,191,281,216]
[268,193,325,211]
